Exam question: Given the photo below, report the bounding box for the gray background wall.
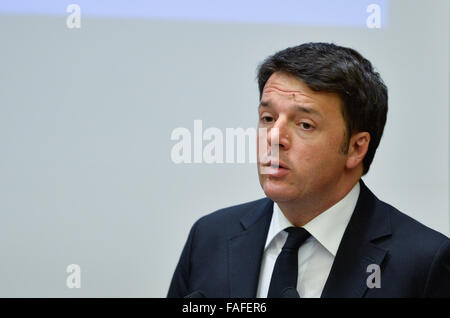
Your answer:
[0,0,448,297]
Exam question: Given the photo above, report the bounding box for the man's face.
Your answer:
[257,72,348,204]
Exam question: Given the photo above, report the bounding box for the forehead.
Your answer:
[261,72,342,111]
[263,72,310,94]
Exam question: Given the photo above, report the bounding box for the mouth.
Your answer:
[260,160,290,177]
[262,160,289,170]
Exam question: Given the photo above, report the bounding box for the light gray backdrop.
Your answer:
[0,0,448,297]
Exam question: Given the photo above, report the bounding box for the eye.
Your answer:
[299,122,314,130]
[260,116,274,123]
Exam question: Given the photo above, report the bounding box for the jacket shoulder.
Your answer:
[194,197,269,235]
[376,198,449,253]
[385,200,447,239]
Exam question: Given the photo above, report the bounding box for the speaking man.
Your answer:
[167,42,450,298]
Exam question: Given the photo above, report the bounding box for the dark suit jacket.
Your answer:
[167,180,450,297]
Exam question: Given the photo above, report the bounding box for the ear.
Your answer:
[346,132,370,170]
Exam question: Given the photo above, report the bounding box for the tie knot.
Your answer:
[282,227,311,251]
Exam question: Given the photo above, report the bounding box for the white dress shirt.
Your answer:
[256,182,360,298]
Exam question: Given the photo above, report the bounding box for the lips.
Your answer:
[262,160,289,170]
[260,159,290,177]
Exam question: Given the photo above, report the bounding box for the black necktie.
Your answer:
[267,227,311,298]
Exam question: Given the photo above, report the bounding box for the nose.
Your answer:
[268,116,290,151]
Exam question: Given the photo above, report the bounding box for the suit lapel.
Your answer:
[321,180,391,298]
[228,198,273,298]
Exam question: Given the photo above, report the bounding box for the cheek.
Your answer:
[292,138,323,161]
[291,138,341,172]
[256,130,268,156]
[329,128,345,149]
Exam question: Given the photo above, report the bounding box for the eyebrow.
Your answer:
[259,100,323,118]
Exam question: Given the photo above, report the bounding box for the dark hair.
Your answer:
[257,42,388,175]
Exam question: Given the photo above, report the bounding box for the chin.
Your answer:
[261,181,298,203]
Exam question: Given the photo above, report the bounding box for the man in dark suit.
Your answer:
[167,43,450,298]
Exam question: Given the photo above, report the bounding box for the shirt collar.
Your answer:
[264,182,360,256]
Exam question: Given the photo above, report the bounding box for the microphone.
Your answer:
[281,287,300,298]
[184,290,206,298]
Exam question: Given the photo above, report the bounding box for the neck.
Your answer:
[277,174,360,227]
